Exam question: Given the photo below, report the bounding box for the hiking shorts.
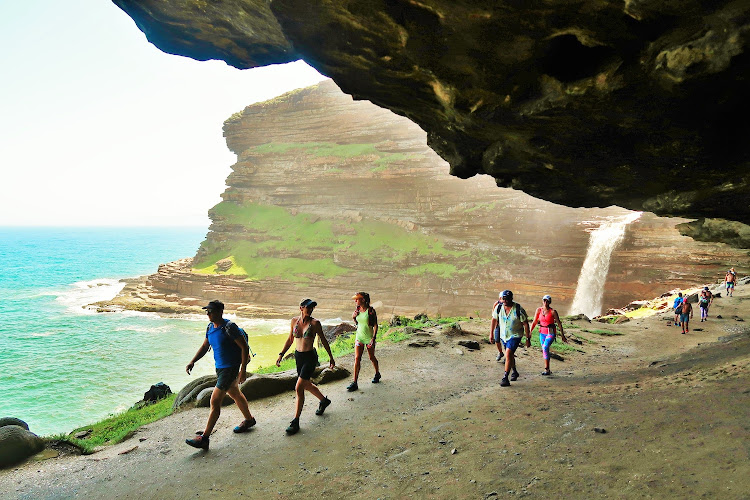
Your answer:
[500,336,522,353]
[680,313,690,324]
[727,282,735,289]
[295,349,319,380]
[215,366,240,391]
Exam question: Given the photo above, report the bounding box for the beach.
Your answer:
[2,281,748,499]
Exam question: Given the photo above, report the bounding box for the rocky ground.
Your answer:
[2,287,749,499]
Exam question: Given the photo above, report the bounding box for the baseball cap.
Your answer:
[300,298,318,309]
[500,290,513,299]
[202,299,224,311]
[543,294,552,302]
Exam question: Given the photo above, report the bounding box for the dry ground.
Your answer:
[2,288,749,499]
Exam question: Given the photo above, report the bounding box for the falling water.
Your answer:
[569,212,643,318]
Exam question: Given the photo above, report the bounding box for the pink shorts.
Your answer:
[355,339,376,348]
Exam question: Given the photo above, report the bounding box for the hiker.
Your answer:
[680,297,693,334]
[347,292,381,392]
[699,287,713,322]
[489,290,530,387]
[276,298,335,435]
[725,268,736,297]
[491,294,504,363]
[673,293,684,328]
[529,295,569,375]
[184,300,256,450]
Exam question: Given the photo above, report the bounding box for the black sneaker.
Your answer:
[315,397,331,416]
[185,434,209,449]
[500,377,510,387]
[541,370,551,376]
[285,418,300,435]
[372,372,381,384]
[510,371,519,381]
[347,381,359,392]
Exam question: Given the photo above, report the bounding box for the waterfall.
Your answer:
[569,212,642,318]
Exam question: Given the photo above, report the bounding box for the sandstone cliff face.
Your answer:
[143,81,746,318]
[114,0,750,245]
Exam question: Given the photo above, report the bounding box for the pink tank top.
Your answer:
[538,308,556,334]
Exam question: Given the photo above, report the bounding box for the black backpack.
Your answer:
[496,302,522,319]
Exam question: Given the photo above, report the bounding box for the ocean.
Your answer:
[0,227,290,436]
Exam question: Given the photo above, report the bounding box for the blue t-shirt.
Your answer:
[673,297,683,309]
[207,320,241,369]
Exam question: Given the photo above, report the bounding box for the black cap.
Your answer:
[299,298,317,309]
[202,300,224,311]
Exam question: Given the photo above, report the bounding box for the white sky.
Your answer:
[0,0,327,227]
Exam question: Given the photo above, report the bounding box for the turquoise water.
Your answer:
[0,227,289,436]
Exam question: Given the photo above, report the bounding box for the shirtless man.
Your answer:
[276,299,335,435]
[680,298,693,334]
[725,268,736,297]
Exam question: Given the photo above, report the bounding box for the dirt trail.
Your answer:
[2,288,749,499]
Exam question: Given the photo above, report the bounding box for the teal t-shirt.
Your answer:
[492,302,528,341]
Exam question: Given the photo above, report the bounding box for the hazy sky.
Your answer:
[0,0,326,226]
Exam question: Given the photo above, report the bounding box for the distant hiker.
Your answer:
[490,290,530,387]
[673,293,684,327]
[347,292,381,392]
[680,298,693,334]
[276,298,335,435]
[529,295,569,375]
[491,295,504,363]
[185,300,256,450]
[725,268,736,297]
[699,287,713,322]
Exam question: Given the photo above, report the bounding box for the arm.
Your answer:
[276,319,296,367]
[489,318,497,344]
[186,338,210,374]
[529,307,541,333]
[554,310,568,343]
[367,308,378,347]
[523,320,531,348]
[315,321,335,369]
[232,336,250,383]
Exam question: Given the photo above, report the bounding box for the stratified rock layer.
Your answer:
[113,0,750,238]
[112,81,746,318]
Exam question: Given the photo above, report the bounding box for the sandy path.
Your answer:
[2,289,749,499]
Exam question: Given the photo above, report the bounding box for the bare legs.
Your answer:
[352,343,379,383]
[203,379,254,436]
[294,378,325,419]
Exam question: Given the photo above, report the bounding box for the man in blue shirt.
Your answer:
[673,293,683,328]
[185,300,256,450]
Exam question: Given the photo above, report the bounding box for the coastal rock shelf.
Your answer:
[113,0,750,243]
[101,81,747,318]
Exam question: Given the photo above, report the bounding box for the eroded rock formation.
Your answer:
[103,81,747,318]
[113,0,750,241]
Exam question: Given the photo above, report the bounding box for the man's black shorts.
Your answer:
[295,349,319,380]
[216,366,240,391]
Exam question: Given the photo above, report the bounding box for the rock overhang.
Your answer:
[113,0,750,246]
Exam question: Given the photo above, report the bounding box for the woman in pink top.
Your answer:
[529,295,568,375]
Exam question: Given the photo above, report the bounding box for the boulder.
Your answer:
[311,366,350,385]
[457,340,480,350]
[173,375,217,409]
[321,322,356,342]
[408,339,439,348]
[143,382,172,402]
[195,387,233,408]
[563,314,591,323]
[0,417,29,431]
[0,426,45,468]
[214,258,233,272]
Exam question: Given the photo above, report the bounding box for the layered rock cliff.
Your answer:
[131,81,746,318]
[113,0,750,245]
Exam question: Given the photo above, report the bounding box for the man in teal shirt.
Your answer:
[490,290,530,387]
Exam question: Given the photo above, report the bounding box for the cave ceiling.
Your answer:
[114,0,750,245]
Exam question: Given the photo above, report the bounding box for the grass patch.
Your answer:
[193,202,472,280]
[580,328,623,336]
[54,395,176,454]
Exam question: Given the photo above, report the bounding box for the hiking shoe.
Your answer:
[347,381,359,392]
[510,371,519,381]
[500,377,510,387]
[541,370,551,376]
[372,372,381,384]
[285,418,300,435]
[185,434,209,449]
[496,353,503,362]
[315,397,331,416]
[233,417,257,433]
